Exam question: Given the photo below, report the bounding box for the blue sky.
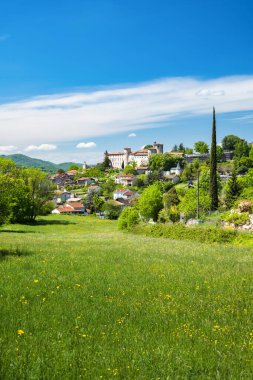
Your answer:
[0,0,253,163]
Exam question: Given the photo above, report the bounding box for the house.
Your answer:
[115,174,137,186]
[66,170,78,179]
[52,201,85,214]
[164,174,180,184]
[53,189,73,204]
[76,177,94,186]
[50,173,72,186]
[136,166,149,175]
[113,188,136,201]
[170,162,183,176]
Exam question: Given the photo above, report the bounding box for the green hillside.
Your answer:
[1,154,82,173]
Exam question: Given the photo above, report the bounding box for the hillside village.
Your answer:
[48,135,253,230]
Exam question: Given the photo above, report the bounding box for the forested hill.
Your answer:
[1,154,82,173]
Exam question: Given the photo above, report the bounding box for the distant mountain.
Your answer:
[1,154,82,173]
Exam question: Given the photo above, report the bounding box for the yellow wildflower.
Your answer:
[17,329,25,335]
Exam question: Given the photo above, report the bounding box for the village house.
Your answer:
[113,188,137,201]
[66,170,78,179]
[115,174,137,186]
[52,201,85,215]
[53,189,73,204]
[76,177,94,186]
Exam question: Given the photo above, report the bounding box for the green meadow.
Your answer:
[0,215,252,379]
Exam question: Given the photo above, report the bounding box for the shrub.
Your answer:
[222,211,250,227]
[134,224,236,244]
[118,207,140,231]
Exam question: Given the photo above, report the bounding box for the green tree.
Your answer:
[92,195,105,213]
[216,146,224,162]
[194,141,209,154]
[209,108,219,210]
[172,144,178,152]
[68,164,79,171]
[179,188,211,217]
[221,135,241,151]
[138,183,163,221]
[185,148,193,154]
[101,179,116,198]
[234,139,249,160]
[163,187,180,210]
[178,143,185,152]
[12,168,54,223]
[224,169,241,209]
[144,144,153,149]
[118,207,140,230]
[0,174,13,225]
[103,201,122,219]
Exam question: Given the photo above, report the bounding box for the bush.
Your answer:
[134,223,236,244]
[118,207,140,231]
[221,211,250,227]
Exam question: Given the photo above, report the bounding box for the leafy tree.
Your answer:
[178,143,185,152]
[199,167,222,193]
[163,187,180,210]
[149,153,185,172]
[138,183,163,221]
[83,168,103,178]
[249,147,253,160]
[123,165,136,175]
[0,174,13,225]
[57,168,65,174]
[172,144,178,152]
[179,188,211,217]
[234,139,249,160]
[216,146,224,162]
[185,148,193,154]
[194,141,209,154]
[12,168,54,223]
[68,164,79,171]
[144,144,153,149]
[224,169,242,209]
[209,108,219,210]
[222,135,241,151]
[92,195,105,213]
[103,201,122,219]
[118,207,140,230]
[0,157,16,174]
[101,179,116,198]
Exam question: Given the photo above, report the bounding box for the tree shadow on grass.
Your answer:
[0,247,32,260]
[35,219,76,226]
[1,230,36,234]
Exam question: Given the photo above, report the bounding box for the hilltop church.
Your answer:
[107,142,163,169]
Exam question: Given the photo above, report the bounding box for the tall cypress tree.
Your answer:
[209,107,219,210]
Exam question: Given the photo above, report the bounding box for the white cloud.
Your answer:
[25,144,57,152]
[0,75,253,146]
[0,34,10,42]
[128,133,136,137]
[0,145,17,152]
[76,142,97,149]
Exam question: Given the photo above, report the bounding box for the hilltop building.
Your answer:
[107,142,163,169]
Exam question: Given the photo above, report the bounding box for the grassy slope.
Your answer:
[0,215,253,379]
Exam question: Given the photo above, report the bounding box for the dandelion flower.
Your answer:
[17,329,25,335]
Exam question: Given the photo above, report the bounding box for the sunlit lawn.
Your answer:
[0,215,252,379]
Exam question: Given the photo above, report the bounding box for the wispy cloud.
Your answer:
[128,133,136,137]
[0,75,253,146]
[0,34,10,42]
[0,145,17,152]
[76,142,97,149]
[25,144,57,152]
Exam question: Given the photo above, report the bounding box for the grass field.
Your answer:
[0,215,253,379]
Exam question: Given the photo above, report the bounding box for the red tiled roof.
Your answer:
[77,177,91,181]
